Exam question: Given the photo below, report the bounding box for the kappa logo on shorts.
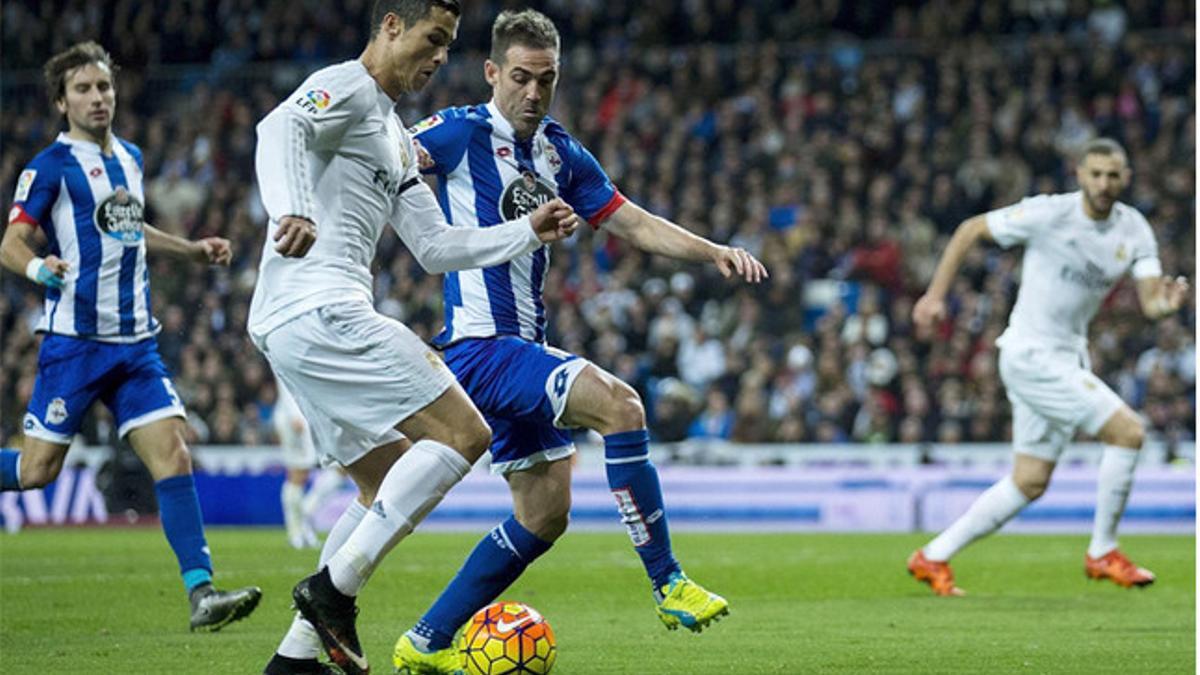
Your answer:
[46,398,69,425]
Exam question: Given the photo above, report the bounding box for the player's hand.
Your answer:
[529,198,579,243]
[275,216,317,257]
[195,237,233,266]
[1159,276,1190,315]
[713,245,768,283]
[912,293,946,334]
[28,255,69,289]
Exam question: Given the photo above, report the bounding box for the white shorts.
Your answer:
[258,302,455,467]
[998,345,1126,462]
[273,410,317,469]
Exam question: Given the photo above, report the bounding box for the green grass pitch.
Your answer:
[0,529,1193,673]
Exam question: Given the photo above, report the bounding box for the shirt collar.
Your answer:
[57,132,113,155]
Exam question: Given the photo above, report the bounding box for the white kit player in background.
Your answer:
[907,138,1189,597]
[273,376,344,550]
[251,2,578,675]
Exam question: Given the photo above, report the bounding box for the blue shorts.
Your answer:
[442,337,590,474]
[23,334,186,444]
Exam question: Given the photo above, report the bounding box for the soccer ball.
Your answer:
[460,601,557,675]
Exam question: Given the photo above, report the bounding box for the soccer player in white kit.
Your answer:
[273,376,344,550]
[252,3,578,674]
[907,138,1189,596]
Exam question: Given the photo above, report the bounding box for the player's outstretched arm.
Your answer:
[602,201,767,283]
[144,224,233,266]
[1136,275,1190,320]
[391,181,577,274]
[0,221,68,288]
[913,214,992,332]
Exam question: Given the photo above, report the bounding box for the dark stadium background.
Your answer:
[0,0,1193,455]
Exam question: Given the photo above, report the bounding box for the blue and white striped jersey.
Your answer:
[9,133,157,341]
[412,102,625,346]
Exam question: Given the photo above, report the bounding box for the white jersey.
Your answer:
[987,191,1161,351]
[249,59,543,341]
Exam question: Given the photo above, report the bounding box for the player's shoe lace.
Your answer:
[907,550,965,597]
[189,583,262,632]
[293,569,369,675]
[654,571,730,632]
[392,633,465,675]
[1085,549,1156,588]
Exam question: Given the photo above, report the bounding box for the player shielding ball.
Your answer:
[393,9,768,673]
[252,2,579,674]
[907,138,1189,596]
[0,41,261,631]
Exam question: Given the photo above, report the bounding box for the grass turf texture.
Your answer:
[0,530,1193,673]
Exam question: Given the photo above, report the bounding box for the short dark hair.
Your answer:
[1079,137,1128,163]
[490,9,560,64]
[370,0,461,38]
[43,41,116,105]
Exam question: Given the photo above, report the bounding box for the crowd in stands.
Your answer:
[1,1,1194,455]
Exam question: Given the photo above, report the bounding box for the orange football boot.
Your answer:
[1085,549,1156,588]
[907,549,965,596]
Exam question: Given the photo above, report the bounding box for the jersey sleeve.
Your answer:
[8,155,61,229]
[1129,211,1162,279]
[985,195,1055,249]
[409,109,471,176]
[558,136,625,228]
[389,179,541,275]
[254,71,372,223]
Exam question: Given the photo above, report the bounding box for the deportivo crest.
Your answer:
[46,398,69,425]
[95,186,145,245]
[1115,243,1128,261]
[409,114,443,134]
[15,169,36,202]
[541,139,562,171]
[500,170,556,220]
[295,88,332,114]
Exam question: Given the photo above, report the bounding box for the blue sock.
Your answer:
[604,429,680,590]
[154,474,213,592]
[0,449,21,491]
[412,516,552,651]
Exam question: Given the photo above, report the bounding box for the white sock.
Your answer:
[302,469,345,523]
[277,499,368,659]
[282,481,306,544]
[1088,446,1139,559]
[924,476,1030,561]
[326,440,470,596]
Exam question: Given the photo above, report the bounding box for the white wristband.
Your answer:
[24,257,45,282]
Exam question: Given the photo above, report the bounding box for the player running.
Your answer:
[0,41,262,631]
[907,138,1189,596]
[252,2,578,674]
[393,9,768,672]
[273,375,344,550]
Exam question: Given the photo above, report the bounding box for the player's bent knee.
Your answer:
[606,383,646,433]
[1014,476,1049,501]
[19,455,64,489]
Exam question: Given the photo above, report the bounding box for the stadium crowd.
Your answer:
[1,1,1194,454]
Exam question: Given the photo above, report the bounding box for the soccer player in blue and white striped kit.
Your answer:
[394,9,769,671]
[0,42,261,632]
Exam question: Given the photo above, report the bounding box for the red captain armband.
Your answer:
[8,204,38,227]
[586,190,626,229]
